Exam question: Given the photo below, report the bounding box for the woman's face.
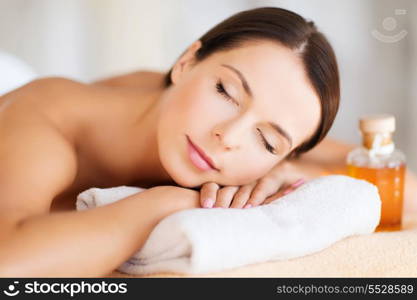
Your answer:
[156,39,321,188]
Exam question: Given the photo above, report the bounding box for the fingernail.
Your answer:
[203,198,214,208]
[291,179,305,188]
[243,204,252,209]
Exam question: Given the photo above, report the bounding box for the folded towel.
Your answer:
[76,175,381,275]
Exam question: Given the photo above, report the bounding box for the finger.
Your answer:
[290,178,306,188]
[264,179,307,204]
[264,188,288,204]
[264,194,281,204]
[230,183,257,209]
[214,186,240,208]
[200,182,219,208]
[246,177,283,207]
[280,178,306,196]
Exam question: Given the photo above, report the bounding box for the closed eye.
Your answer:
[257,129,277,155]
[215,79,277,155]
[215,80,236,104]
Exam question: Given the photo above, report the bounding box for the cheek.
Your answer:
[163,81,222,133]
[223,150,276,185]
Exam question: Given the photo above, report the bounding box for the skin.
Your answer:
[2,39,417,277]
[0,39,325,277]
[156,39,321,188]
[0,38,322,213]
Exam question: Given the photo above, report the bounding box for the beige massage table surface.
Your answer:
[105,139,417,278]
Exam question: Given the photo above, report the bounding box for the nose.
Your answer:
[213,121,246,151]
[214,132,238,151]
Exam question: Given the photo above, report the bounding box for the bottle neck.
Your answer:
[362,132,395,155]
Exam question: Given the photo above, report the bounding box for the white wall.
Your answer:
[0,0,415,171]
[405,0,417,171]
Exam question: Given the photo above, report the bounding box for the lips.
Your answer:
[186,135,218,171]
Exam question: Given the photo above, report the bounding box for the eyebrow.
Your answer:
[221,63,293,149]
[221,64,253,97]
[268,122,293,149]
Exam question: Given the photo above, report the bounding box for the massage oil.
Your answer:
[346,114,406,231]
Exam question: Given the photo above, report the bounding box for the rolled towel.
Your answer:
[76,175,381,275]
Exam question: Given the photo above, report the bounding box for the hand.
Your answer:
[144,185,201,212]
[199,160,313,209]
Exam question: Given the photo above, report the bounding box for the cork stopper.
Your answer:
[359,114,395,150]
[359,114,395,133]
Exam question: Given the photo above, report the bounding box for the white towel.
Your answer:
[76,175,381,275]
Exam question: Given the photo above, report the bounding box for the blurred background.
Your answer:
[0,0,416,172]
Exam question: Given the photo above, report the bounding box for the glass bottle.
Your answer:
[346,114,406,231]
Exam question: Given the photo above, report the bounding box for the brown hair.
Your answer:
[163,7,340,159]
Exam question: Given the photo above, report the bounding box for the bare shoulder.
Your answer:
[92,70,165,89]
[1,77,87,117]
[297,137,355,166]
[1,77,103,143]
[0,77,81,224]
[1,76,87,104]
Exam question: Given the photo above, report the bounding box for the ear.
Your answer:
[171,40,203,85]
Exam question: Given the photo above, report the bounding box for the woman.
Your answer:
[0,7,340,276]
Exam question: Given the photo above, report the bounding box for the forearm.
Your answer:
[0,188,195,277]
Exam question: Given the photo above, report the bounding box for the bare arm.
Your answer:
[0,186,199,277]
[0,78,200,277]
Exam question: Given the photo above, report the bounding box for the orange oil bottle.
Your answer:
[346,114,406,231]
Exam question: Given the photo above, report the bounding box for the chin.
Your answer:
[163,164,201,188]
[158,143,201,188]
